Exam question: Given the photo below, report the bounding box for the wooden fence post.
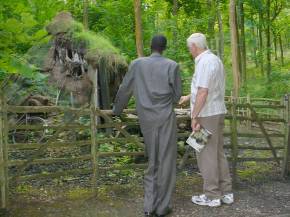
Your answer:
[230,98,238,186]
[0,94,8,209]
[282,94,289,177]
[246,94,251,129]
[90,105,98,194]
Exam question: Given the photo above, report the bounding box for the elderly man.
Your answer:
[113,35,182,217]
[179,33,233,207]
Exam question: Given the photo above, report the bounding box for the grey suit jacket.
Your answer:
[113,53,182,127]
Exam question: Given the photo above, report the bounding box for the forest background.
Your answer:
[0,0,289,101]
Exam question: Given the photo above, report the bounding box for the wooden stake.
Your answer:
[230,99,238,186]
[90,105,98,195]
[0,94,8,208]
[282,94,290,177]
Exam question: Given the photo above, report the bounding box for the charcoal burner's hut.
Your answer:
[30,12,127,108]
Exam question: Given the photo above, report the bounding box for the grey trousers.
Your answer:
[141,113,177,215]
[197,114,232,199]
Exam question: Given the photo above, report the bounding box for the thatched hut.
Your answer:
[29,12,127,108]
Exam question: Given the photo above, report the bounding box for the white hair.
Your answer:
[187,33,208,49]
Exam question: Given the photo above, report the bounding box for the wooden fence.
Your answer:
[0,94,289,209]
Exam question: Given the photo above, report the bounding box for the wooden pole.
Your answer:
[282,94,289,177]
[230,99,238,186]
[90,105,98,194]
[3,95,8,207]
[0,94,8,209]
[230,98,239,186]
[246,94,251,129]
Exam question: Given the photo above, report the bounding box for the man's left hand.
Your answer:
[191,118,200,132]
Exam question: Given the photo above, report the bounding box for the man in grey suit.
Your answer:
[113,35,182,217]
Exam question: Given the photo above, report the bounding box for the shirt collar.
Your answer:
[150,52,162,57]
[195,50,210,64]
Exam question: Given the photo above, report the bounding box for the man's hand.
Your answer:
[191,118,200,132]
[179,95,190,105]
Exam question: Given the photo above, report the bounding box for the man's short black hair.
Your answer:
[151,35,167,53]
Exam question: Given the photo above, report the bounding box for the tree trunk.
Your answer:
[134,0,144,57]
[279,34,284,66]
[217,0,224,61]
[251,23,258,69]
[83,0,89,30]
[238,0,246,85]
[207,0,216,51]
[273,31,278,60]
[266,0,271,82]
[173,0,178,57]
[258,13,264,76]
[229,0,240,98]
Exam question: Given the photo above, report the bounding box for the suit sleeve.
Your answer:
[112,62,135,115]
[169,63,182,104]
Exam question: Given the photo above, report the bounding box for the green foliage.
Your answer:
[0,0,61,83]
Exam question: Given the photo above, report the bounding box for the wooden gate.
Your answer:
[0,94,289,209]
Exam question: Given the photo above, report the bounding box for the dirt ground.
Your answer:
[3,173,290,217]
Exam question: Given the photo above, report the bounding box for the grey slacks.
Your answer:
[197,114,232,199]
[141,113,177,215]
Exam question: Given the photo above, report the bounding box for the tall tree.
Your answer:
[265,0,271,81]
[217,0,224,61]
[238,0,246,85]
[278,34,284,66]
[258,12,264,76]
[229,0,240,98]
[172,0,179,57]
[83,0,89,30]
[207,0,216,51]
[134,0,144,57]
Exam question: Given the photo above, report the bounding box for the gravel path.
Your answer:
[6,174,290,217]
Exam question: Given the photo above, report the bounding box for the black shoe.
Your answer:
[144,212,154,217]
[155,208,172,217]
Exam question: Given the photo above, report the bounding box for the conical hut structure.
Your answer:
[30,12,127,108]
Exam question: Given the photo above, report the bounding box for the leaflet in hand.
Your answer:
[186,126,212,152]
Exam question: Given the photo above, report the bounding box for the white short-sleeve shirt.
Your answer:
[190,50,227,117]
